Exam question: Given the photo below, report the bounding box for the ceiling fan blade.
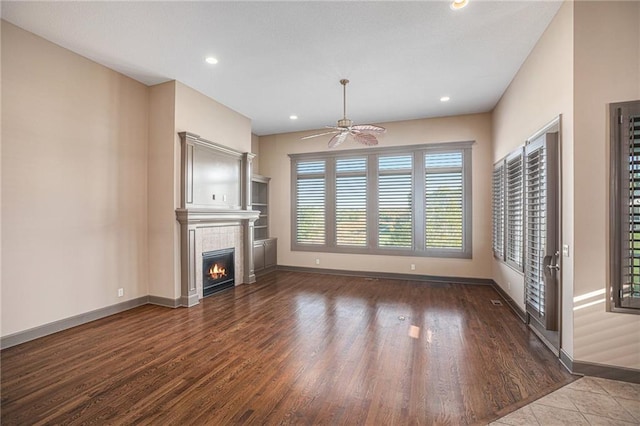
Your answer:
[328,132,349,148]
[353,132,379,146]
[351,124,386,133]
[301,130,340,140]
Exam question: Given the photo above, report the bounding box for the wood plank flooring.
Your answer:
[1,271,576,425]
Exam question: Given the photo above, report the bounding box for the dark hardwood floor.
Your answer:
[1,271,575,425]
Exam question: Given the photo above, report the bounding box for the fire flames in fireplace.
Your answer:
[208,264,227,280]
[202,248,234,297]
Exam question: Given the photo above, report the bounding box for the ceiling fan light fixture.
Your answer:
[450,0,468,10]
[337,118,353,127]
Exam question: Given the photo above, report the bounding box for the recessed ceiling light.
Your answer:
[440,96,451,102]
[289,115,298,120]
[450,0,468,10]
[205,57,218,65]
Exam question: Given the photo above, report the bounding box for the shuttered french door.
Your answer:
[524,132,559,331]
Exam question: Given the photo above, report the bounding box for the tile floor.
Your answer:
[490,376,640,425]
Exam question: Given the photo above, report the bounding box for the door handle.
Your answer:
[545,251,560,272]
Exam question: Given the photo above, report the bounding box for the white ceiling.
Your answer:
[1,1,562,136]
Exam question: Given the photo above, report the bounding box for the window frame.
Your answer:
[609,100,640,314]
[289,141,473,259]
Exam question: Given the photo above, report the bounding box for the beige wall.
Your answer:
[572,0,640,368]
[1,22,149,336]
[1,23,254,336]
[491,1,575,353]
[259,113,493,279]
[175,81,252,154]
[493,0,640,370]
[148,81,178,299]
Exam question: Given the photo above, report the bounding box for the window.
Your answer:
[610,100,640,313]
[336,157,367,247]
[425,152,464,250]
[378,155,413,248]
[492,162,505,259]
[294,160,326,245]
[505,149,524,271]
[290,142,473,258]
[493,147,525,272]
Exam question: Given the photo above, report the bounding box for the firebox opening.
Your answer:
[202,248,235,297]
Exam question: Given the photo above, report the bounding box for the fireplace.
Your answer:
[202,248,235,297]
[176,132,259,307]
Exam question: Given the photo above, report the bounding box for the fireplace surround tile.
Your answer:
[195,225,244,299]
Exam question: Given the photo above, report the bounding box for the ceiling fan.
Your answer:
[301,79,386,148]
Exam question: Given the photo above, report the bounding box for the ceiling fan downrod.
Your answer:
[338,79,352,128]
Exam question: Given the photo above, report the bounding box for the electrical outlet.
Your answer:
[507,282,511,290]
[410,264,416,271]
[562,244,570,257]
[118,288,124,297]
[315,258,320,265]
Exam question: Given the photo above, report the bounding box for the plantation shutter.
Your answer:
[295,160,326,245]
[378,154,413,248]
[613,102,640,311]
[336,157,367,247]
[425,151,463,250]
[492,162,505,259]
[506,150,524,270]
[289,141,472,258]
[524,134,558,330]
